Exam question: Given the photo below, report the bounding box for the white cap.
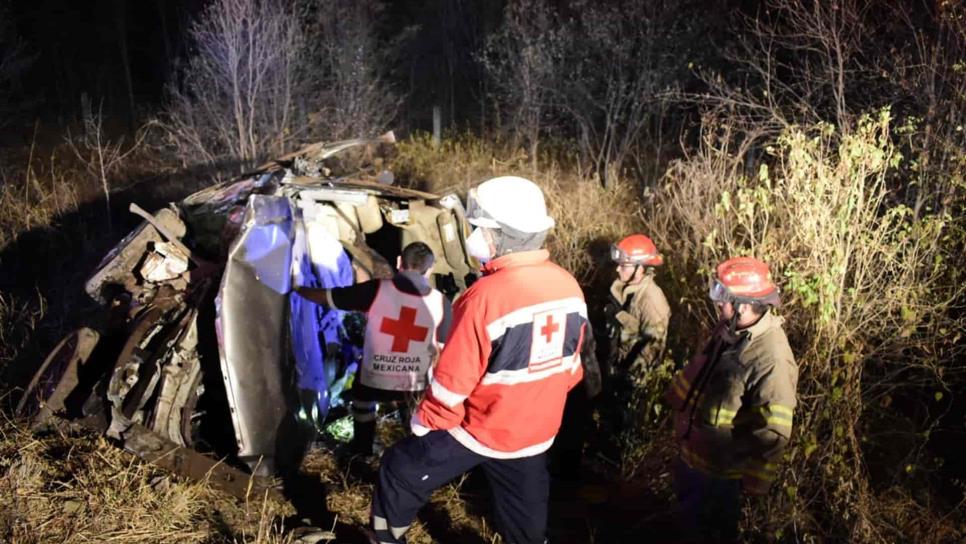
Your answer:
[465,176,555,233]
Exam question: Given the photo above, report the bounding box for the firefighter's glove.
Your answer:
[603,302,622,336]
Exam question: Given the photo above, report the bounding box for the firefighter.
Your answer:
[598,233,670,440]
[368,176,593,544]
[604,233,670,380]
[666,256,798,543]
[296,242,453,456]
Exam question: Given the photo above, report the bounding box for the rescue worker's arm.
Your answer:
[411,290,489,435]
[295,280,380,312]
[624,288,670,373]
[665,333,722,411]
[602,296,623,342]
[436,298,454,345]
[612,310,641,342]
[637,293,670,346]
[598,301,621,381]
[734,352,798,495]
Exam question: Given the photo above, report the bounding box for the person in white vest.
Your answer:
[296,242,452,456]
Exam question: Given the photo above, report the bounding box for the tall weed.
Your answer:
[0,150,79,252]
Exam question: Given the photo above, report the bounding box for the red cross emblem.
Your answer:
[530,309,566,369]
[540,314,559,343]
[380,306,429,352]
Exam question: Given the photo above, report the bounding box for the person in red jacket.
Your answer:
[369,176,592,544]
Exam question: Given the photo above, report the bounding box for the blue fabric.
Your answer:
[290,222,354,418]
[673,460,742,543]
[372,430,549,544]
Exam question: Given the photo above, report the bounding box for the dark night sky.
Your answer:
[3,0,758,134]
[8,0,206,118]
[5,0,500,127]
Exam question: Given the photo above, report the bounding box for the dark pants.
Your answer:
[673,460,742,544]
[371,430,549,544]
[551,385,593,481]
[350,383,420,456]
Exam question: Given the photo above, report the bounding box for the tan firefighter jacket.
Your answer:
[607,273,671,380]
[667,311,798,493]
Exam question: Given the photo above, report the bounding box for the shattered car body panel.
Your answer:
[85,208,189,304]
[18,134,477,495]
[216,195,295,474]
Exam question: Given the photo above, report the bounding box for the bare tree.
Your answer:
[162,0,397,168]
[554,1,685,186]
[691,0,965,215]
[480,0,560,168]
[299,0,399,140]
[162,0,304,167]
[481,0,688,183]
[66,96,151,227]
[692,0,872,134]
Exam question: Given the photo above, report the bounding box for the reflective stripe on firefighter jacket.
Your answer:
[414,250,588,458]
[667,311,798,492]
[362,280,445,392]
[607,272,670,375]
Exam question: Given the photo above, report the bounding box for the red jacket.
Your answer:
[413,250,587,458]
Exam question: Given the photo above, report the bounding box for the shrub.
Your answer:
[645,110,965,541]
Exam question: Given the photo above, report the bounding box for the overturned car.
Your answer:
[16,133,477,497]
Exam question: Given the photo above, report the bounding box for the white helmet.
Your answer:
[465,176,555,233]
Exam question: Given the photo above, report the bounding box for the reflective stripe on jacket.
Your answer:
[667,311,798,491]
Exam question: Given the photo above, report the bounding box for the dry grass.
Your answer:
[0,414,296,544]
[0,416,210,543]
[393,132,532,195]
[873,487,966,544]
[0,148,81,252]
[0,123,183,254]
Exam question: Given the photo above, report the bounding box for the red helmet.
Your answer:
[709,257,781,306]
[611,234,664,266]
